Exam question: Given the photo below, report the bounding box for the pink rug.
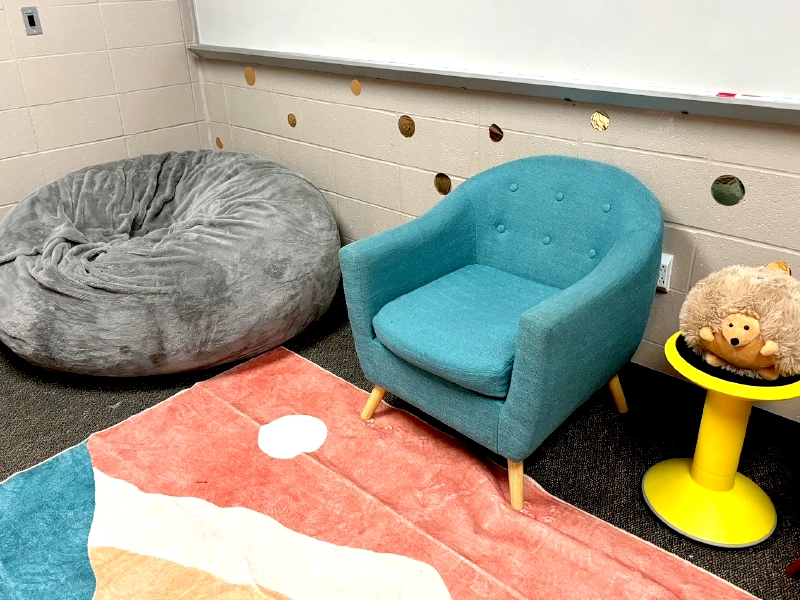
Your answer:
[81,347,754,599]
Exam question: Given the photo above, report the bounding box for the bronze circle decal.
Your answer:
[350,79,362,96]
[590,110,610,132]
[215,136,224,149]
[767,260,791,275]
[434,173,452,195]
[489,124,504,142]
[398,115,415,138]
[288,113,297,127]
[244,66,256,86]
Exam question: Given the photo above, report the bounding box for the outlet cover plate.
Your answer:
[22,7,42,36]
[657,252,674,293]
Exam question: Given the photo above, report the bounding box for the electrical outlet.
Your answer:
[21,7,42,36]
[657,253,673,293]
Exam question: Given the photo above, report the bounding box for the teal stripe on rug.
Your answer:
[0,442,96,600]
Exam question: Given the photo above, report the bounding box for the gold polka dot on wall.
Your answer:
[434,173,452,196]
[288,113,297,128]
[244,66,256,87]
[489,124,504,142]
[398,115,415,138]
[590,110,610,132]
[350,79,362,96]
[215,137,224,149]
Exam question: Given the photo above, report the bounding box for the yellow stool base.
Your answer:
[642,458,776,548]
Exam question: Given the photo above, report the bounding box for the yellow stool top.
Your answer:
[664,331,800,402]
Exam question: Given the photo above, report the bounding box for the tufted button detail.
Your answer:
[543,236,551,245]
[589,249,597,259]
[509,183,518,192]
[556,191,564,201]
[602,203,611,213]
[497,224,505,233]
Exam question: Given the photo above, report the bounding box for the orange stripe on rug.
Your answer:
[87,469,453,599]
[90,547,292,599]
[88,347,756,600]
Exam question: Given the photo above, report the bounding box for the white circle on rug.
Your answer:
[258,415,328,459]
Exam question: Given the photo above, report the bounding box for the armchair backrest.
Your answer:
[454,156,663,289]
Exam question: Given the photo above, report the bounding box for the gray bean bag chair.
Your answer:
[0,150,340,376]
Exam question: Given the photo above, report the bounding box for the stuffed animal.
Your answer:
[679,261,800,380]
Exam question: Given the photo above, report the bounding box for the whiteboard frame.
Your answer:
[189,44,800,127]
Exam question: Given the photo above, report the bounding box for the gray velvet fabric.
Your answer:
[0,150,340,376]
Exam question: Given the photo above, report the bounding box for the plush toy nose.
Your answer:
[731,338,739,346]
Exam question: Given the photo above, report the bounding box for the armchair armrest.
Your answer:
[498,227,663,460]
[339,192,476,344]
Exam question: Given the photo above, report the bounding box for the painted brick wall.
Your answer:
[2,3,799,420]
[198,60,800,421]
[0,0,203,222]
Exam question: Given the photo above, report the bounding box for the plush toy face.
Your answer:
[698,312,779,378]
[701,331,775,371]
[720,313,760,347]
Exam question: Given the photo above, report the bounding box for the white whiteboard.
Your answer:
[193,0,800,100]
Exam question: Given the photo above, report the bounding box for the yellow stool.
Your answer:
[642,332,800,547]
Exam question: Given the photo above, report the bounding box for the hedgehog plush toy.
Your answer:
[679,261,800,380]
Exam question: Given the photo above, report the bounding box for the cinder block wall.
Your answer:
[2,3,799,420]
[0,0,202,222]
[198,60,800,421]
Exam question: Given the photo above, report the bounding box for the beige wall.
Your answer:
[2,2,799,419]
[198,59,800,420]
[0,0,203,222]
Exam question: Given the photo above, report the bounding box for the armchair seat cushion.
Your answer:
[373,264,560,398]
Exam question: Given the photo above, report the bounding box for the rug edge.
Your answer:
[1,386,195,485]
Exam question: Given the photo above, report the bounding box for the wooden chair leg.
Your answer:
[608,374,628,413]
[508,460,524,510]
[361,386,387,420]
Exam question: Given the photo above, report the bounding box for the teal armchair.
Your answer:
[340,156,663,509]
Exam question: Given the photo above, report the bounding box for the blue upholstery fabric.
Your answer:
[374,264,560,397]
[469,157,654,288]
[340,156,663,463]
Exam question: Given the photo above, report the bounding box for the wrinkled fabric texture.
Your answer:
[0,150,340,376]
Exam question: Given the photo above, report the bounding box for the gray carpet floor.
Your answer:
[2,287,800,600]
